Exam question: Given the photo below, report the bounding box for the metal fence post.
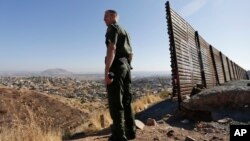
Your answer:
[226,57,232,81]
[165,1,182,103]
[210,46,219,85]
[195,31,206,88]
[219,52,227,82]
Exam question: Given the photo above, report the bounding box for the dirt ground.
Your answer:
[67,99,232,141]
[72,80,250,141]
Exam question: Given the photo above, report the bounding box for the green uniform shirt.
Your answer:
[105,22,132,58]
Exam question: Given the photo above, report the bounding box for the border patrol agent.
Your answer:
[104,10,136,141]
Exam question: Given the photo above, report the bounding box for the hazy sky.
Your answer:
[0,0,249,73]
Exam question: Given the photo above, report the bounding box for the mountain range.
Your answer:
[40,68,73,76]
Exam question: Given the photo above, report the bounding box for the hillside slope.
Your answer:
[0,87,88,133]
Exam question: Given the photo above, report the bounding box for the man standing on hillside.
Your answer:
[104,10,136,141]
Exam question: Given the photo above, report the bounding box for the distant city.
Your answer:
[0,68,172,102]
[0,68,171,80]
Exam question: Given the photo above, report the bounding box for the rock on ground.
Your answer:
[181,80,250,121]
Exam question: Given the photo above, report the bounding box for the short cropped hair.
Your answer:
[105,10,117,16]
[105,9,119,21]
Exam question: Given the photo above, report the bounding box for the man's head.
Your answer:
[104,10,119,26]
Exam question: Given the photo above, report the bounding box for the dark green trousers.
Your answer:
[107,61,136,140]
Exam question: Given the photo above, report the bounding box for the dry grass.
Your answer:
[132,94,164,113]
[87,110,112,132]
[86,93,169,132]
[0,87,85,141]
[0,95,62,141]
[0,123,61,141]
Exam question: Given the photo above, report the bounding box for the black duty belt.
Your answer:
[112,57,133,70]
[112,57,128,65]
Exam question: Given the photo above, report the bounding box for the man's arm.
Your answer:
[105,42,116,85]
[128,53,133,63]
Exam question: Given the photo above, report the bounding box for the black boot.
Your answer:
[108,135,128,141]
[125,131,136,140]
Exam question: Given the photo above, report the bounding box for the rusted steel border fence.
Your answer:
[165,1,249,102]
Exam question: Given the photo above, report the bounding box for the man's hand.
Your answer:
[105,73,113,85]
